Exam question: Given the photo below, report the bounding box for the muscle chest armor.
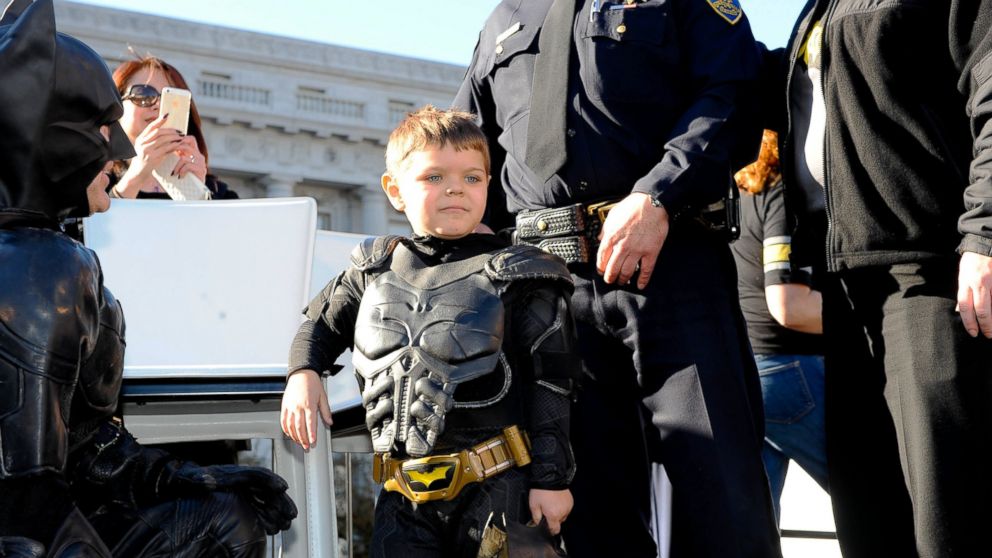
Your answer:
[352,245,509,457]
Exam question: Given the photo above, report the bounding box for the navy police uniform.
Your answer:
[455,1,782,556]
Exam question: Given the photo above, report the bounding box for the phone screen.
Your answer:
[159,87,192,135]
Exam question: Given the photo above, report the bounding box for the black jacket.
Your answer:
[767,0,992,271]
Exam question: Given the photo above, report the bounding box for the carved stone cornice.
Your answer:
[203,123,384,186]
[54,0,466,94]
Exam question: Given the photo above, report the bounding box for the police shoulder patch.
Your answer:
[706,0,743,25]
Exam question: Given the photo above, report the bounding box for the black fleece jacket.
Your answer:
[763,0,992,271]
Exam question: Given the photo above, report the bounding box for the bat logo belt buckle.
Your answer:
[373,425,531,503]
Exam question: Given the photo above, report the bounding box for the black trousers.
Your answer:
[560,226,781,558]
[370,468,529,558]
[824,262,992,558]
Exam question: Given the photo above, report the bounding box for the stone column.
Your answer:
[259,173,302,198]
[360,185,389,235]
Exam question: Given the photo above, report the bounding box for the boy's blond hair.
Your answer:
[385,105,490,176]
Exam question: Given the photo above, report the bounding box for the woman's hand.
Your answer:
[113,115,184,197]
[528,488,573,536]
[173,135,207,182]
[129,115,184,178]
[280,369,333,450]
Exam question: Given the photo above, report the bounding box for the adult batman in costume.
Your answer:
[0,1,296,556]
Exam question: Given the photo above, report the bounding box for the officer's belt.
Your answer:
[512,197,736,264]
[512,200,618,264]
[372,425,531,504]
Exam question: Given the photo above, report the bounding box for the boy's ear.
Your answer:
[381,172,405,212]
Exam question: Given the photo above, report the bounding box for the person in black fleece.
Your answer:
[762,1,992,555]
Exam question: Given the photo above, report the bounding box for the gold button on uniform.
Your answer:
[617,24,627,34]
[537,220,548,232]
[496,44,504,55]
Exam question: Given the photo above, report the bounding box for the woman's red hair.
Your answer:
[735,130,780,195]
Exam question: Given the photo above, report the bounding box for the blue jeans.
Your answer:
[755,353,828,521]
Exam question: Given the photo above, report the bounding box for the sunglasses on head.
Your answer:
[122,84,160,108]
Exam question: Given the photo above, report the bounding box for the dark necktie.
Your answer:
[525,0,576,184]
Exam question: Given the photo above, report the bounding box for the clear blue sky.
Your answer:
[70,0,805,66]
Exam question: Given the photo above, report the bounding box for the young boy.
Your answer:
[280,106,576,557]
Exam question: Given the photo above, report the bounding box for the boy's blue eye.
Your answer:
[466,175,481,184]
[426,175,442,183]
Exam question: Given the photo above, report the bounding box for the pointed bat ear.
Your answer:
[0,0,33,27]
[0,0,55,206]
[0,1,55,64]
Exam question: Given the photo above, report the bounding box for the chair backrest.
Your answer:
[309,230,370,299]
[84,198,316,379]
[310,230,369,409]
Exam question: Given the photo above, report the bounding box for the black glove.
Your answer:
[158,462,298,535]
[0,538,44,558]
[68,420,298,535]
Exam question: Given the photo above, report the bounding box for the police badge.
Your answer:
[706,0,743,25]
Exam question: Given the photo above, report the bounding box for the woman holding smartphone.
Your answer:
[110,56,237,199]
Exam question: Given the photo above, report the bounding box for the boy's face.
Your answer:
[382,145,488,239]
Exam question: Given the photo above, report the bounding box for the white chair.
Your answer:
[84,197,333,558]
[310,230,369,419]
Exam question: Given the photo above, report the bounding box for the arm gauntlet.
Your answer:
[515,285,581,489]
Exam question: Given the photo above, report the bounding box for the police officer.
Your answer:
[455,1,781,556]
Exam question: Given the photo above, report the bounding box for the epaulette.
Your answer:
[485,244,573,289]
[349,235,404,271]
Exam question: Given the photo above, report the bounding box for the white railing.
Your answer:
[198,80,272,106]
[296,94,366,120]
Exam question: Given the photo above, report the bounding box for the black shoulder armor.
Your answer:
[349,235,404,272]
[485,244,573,290]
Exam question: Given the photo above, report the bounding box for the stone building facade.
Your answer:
[56,0,465,236]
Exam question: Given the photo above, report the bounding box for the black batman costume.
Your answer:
[290,234,578,558]
[0,1,295,556]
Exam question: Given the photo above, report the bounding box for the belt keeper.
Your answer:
[372,453,390,484]
[502,425,531,467]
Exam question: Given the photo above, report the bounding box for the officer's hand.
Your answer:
[957,251,992,338]
[597,192,669,289]
[160,462,298,535]
[281,369,332,450]
[528,488,573,536]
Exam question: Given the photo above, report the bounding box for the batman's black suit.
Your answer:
[0,1,294,556]
[290,234,579,558]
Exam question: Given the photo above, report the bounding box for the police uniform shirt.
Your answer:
[455,0,760,218]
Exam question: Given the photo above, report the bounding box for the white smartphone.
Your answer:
[159,87,192,135]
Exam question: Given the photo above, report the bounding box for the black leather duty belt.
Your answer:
[512,200,618,264]
[512,194,740,265]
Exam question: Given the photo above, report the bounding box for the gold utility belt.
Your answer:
[373,425,531,504]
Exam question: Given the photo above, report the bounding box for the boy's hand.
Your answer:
[280,369,332,450]
[528,488,573,536]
